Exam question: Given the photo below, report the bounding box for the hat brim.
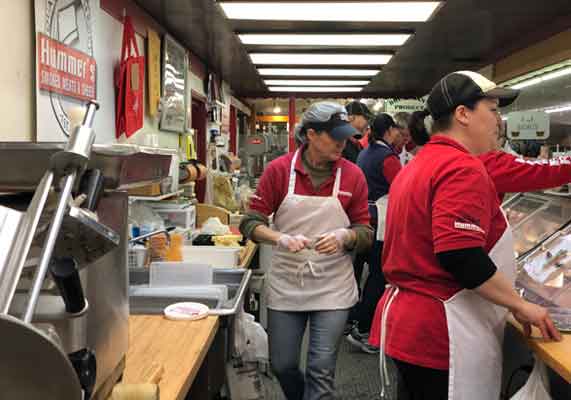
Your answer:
[329,122,359,141]
[484,86,520,107]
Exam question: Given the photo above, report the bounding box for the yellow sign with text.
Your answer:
[147,28,161,117]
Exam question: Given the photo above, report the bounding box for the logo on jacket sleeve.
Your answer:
[454,221,485,234]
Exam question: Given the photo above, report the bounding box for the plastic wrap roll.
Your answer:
[196,163,207,181]
[109,383,159,400]
[180,163,206,183]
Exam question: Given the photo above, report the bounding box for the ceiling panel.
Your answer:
[135,0,571,97]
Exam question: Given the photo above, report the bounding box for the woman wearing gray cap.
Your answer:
[240,101,373,400]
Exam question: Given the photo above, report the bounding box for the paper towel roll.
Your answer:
[109,383,159,400]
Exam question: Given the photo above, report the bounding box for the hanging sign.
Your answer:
[147,28,161,118]
[37,33,96,101]
[507,111,550,140]
[35,0,99,141]
[384,98,425,115]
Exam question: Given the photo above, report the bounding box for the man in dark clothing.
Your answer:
[347,113,402,354]
[343,101,373,332]
[343,101,372,163]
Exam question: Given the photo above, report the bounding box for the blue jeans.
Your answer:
[268,308,350,400]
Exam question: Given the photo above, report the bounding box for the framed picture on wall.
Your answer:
[160,34,188,132]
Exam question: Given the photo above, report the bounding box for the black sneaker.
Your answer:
[343,320,357,336]
[345,326,379,354]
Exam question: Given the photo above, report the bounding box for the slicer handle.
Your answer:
[79,169,105,212]
[49,257,86,314]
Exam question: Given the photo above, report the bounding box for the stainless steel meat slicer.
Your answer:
[0,101,119,399]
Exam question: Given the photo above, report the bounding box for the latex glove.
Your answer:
[314,228,351,255]
[277,234,311,253]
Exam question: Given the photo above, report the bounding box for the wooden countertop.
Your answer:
[508,316,571,383]
[120,315,219,400]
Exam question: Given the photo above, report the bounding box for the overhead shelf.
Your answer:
[129,190,184,202]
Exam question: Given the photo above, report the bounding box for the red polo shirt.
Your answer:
[369,135,506,370]
[249,146,370,226]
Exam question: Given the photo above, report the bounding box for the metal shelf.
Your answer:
[129,190,184,202]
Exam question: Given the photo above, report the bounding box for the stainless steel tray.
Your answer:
[503,193,571,258]
[0,143,176,191]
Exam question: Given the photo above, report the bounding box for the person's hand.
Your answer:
[314,228,351,255]
[512,301,562,341]
[277,234,311,253]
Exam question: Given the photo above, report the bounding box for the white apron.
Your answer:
[373,140,393,242]
[399,147,414,166]
[375,195,389,241]
[380,212,515,400]
[265,150,358,311]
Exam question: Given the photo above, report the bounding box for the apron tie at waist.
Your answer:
[296,260,321,287]
[379,285,399,398]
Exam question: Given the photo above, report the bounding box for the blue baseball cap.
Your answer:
[301,102,358,141]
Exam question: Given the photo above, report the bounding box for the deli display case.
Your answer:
[504,192,571,331]
[503,192,571,258]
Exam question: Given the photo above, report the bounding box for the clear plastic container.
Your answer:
[154,206,196,230]
[150,262,214,286]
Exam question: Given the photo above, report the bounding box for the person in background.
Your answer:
[393,111,412,163]
[359,124,372,149]
[343,101,372,163]
[346,114,402,354]
[343,101,374,328]
[369,71,560,400]
[408,109,571,203]
[240,102,373,400]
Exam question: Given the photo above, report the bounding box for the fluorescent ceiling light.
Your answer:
[269,87,363,92]
[239,33,411,47]
[220,2,441,22]
[250,53,392,65]
[258,68,379,76]
[510,66,571,90]
[265,79,369,86]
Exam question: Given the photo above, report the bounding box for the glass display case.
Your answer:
[503,193,571,258]
[516,225,571,331]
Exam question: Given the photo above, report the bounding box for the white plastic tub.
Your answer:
[182,246,241,267]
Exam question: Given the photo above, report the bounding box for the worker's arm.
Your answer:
[437,247,561,341]
[239,159,286,242]
[382,155,402,184]
[251,224,310,252]
[476,270,561,341]
[480,151,571,194]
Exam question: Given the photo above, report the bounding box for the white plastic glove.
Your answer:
[314,228,352,255]
[277,234,311,253]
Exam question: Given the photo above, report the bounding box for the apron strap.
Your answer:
[332,167,342,198]
[289,149,342,198]
[287,150,300,196]
[296,259,322,287]
[379,285,399,397]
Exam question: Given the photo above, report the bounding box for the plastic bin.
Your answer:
[182,246,241,267]
[129,284,229,314]
[154,206,196,230]
[150,262,213,286]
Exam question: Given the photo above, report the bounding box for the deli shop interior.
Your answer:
[3,1,571,399]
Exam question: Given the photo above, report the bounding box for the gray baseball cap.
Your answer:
[300,102,358,141]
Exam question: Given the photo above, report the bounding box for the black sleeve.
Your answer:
[436,247,497,289]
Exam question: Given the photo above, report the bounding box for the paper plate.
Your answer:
[164,302,210,321]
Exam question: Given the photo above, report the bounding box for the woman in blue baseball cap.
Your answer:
[240,101,373,400]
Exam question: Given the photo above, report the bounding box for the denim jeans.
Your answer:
[268,308,350,400]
